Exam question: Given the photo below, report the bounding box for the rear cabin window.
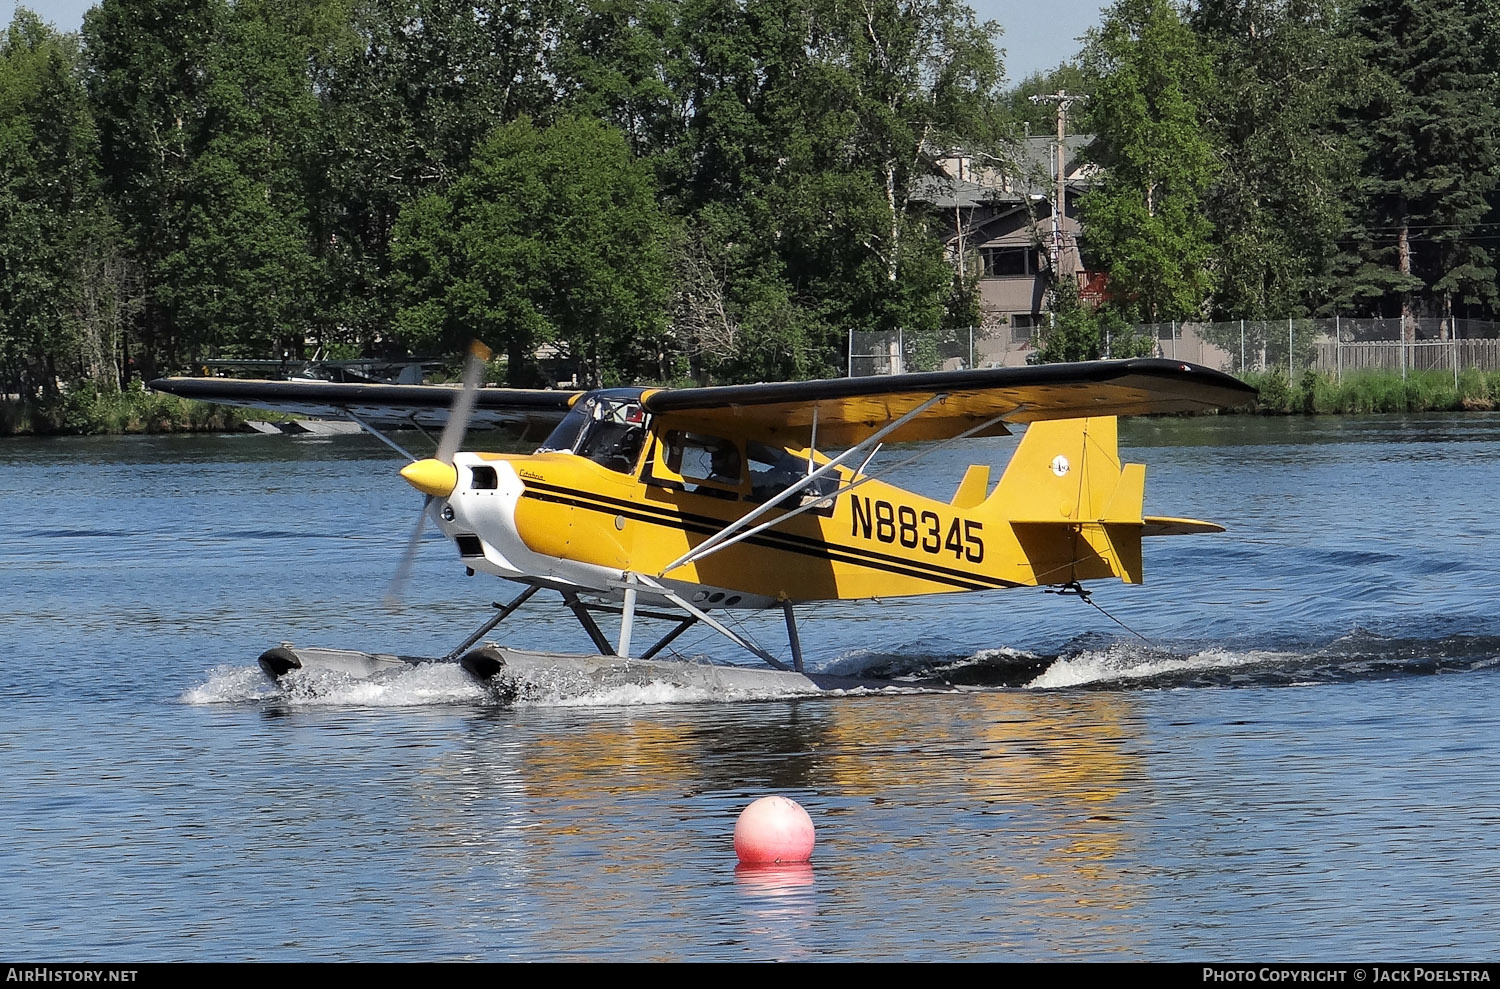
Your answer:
[747,443,838,516]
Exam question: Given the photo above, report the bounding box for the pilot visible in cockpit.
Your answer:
[706,444,741,486]
[685,441,741,499]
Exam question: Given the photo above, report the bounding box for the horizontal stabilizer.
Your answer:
[950,464,992,509]
[1143,516,1225,536]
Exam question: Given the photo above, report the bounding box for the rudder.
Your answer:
[985,416,1146,585]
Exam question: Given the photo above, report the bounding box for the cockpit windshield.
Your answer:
[537,394,649,474]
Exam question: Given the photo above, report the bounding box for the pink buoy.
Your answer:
[734,795,816,864]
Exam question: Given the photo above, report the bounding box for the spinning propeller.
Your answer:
[384,340,492,607]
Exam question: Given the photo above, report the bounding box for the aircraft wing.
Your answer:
[147,376,581,430]
[641,358,1257,447]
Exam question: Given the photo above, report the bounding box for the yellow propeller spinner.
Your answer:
[399,458,458,498]
[398,340,492,499]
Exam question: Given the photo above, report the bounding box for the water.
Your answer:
[3,415,1500,960]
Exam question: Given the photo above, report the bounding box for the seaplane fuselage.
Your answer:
[150,358,1255,676]
[425,387,1169,608]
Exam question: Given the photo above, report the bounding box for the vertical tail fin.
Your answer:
[990,417,1142,524]
[985,416,1146,585]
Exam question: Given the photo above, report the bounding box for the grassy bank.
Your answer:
[1,379,251,436]
[1240,368,1500,414]
[8,367,1499,437]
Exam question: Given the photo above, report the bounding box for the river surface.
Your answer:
[3,414,1499,961]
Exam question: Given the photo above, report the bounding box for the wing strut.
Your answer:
[808,404,819,474]
[658,393,950,576]
[659,403,1018,577]
[343,410,421,462]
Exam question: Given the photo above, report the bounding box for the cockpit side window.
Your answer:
[655,431,742,498]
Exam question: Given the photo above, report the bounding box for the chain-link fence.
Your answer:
[1141,318,1500,380]
[848,329,908,376]
[851,319,1500,379]
[848,328,989,376]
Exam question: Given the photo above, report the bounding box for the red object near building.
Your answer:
[1078,270,1109,304]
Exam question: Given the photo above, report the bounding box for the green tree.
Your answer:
[312,0,566,353]
[541,0,1007,382]
[0,9,112,406]
[1003,62,1091,138]
[391,116,670,387]
[1191,0,1353,321]
[86,0,327,371]
[655,0,820,380]
[1338,0,1500,329]
[157,0,322,363]
[84,0,225,377]
[555,0,679,160]
[1079,0,1218,323]
[660,0,1006,380]
[671,204,827,383]
[1030,277,1145,362]
[793,0,1006,346]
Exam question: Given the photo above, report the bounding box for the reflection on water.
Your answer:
[3,415,1500,959]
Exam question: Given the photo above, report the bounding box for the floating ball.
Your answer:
[734,795,816,864]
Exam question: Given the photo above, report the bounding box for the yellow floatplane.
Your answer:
[151,350,1255,696]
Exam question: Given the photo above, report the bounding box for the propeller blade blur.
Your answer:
[383,495,434,609]
[436,340,491,464]
[388,342,488,608]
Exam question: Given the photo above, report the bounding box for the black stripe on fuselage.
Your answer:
[518,480,1019,592]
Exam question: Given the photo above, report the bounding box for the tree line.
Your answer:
[0,0,1002,418]
[1029,0,1500,361]
[2,0,1496,429]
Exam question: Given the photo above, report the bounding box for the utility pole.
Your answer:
[1028,91,1085,277]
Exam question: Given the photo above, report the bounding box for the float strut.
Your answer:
[638,617,701,661]
[443,584,541,662]
[562,591,616,656]
[782,601,805,673]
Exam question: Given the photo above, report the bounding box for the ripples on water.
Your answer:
[3,415,1500,960]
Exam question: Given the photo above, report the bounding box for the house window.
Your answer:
[1011,314,1040,343]
[981,246,1039,278]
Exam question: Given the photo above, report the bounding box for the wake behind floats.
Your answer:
[151,348,1256,697]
